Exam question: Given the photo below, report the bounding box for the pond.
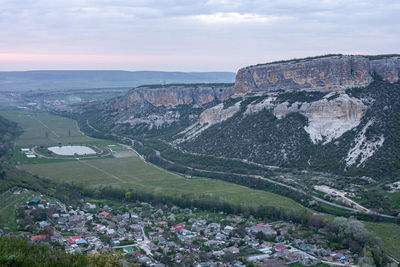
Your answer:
[48,145,96,156]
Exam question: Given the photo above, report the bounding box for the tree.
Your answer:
[87,250,123,267]
[255,231,266,242]
[222,252,235,263]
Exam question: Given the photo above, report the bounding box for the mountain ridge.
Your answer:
[68,54,400,181]
[234,55,400,94]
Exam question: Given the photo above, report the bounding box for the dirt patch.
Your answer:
[113,151,137,158]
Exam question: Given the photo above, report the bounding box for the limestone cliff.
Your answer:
[199,102,241,125]
[111,84,234,109]
[370,56,400,83]
[99,84,234,134]
[234,55,400,94]
[272,93,367,144]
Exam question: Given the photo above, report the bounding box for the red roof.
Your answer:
[70,235,81,240]
[99,211,110,216]
[67,239,76,244]
[257,222,265,226]
[158,221,168,225]
[275,245,287,251]
[31,234,49,241]
[175,223,185,229]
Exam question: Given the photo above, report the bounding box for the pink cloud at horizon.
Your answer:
[0,53,178,64]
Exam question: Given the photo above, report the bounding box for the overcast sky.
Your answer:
[0,0,399,72]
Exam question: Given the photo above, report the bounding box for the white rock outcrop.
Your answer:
[345,119,385,167]
[199,102,241,125]
[273,93,367,144]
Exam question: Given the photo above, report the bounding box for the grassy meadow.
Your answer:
[0,110,96,146]
[364,222,400,260]
[0,189,47,231]
[22,157,306,211]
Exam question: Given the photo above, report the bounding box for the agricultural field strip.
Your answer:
[77,159,126,183]
[0,110,96,146]
[22,157,303,210]
[31,115,60,137]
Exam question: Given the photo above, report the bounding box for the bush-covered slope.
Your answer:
[0,236,87,267]
[0,116,21,161]
[182,81,400,179]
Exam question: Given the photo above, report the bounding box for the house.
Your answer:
[248,225,277,236]
[170,223,185,231]
[213,250,225,257]
[274,245,287,252]
[57,216,69,224]
[228,246,240,254]
[247,254,270,262]
[258,247,272,254]
[29,199,41,205]
[39,221,51,228]
[99,211,110,217]
[67,235,85,245]
[83,203,96,210]
[223,225,234,234]
[31,234,49,242]
[215,233,226,240]
[75,239,87,245]
[139,256,152,265]
[158,221,168,227]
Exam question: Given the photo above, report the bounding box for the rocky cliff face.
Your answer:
[180,80,400,179]
[111,84,234,109]
[234,55,400,94]
[273,93,367,144]
[370,57,400,83]
[95,84,234,134]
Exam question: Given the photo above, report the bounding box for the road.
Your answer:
[148,145,395,219]
[86,121,396,220]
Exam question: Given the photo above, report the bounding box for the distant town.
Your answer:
[1,187,362,266]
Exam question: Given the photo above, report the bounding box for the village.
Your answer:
[0,187,362,267]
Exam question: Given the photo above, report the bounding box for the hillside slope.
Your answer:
[180,80,400,179]
[72,55,400,182]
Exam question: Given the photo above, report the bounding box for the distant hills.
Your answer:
[0,70,236,91]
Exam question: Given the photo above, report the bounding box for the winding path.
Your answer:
[85,120,396,219]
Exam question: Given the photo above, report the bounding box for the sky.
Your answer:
[0,0,399,72]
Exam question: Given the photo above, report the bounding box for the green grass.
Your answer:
[0,109,97,146]
[22,157,306,211]
[364,222,400,261]
[0,190,41,230]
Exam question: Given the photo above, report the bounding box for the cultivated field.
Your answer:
[22,157,306,211]
[3,109,306,212]
[0,110,96,146]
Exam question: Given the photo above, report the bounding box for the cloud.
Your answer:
[189,12,290,24]
[0,0,399,71]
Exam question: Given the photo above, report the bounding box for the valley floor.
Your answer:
[1,108,399,261]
